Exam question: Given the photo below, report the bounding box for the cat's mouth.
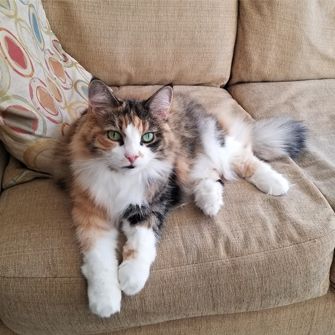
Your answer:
[123,165,136,169]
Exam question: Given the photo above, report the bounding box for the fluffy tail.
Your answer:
[252,117,307,161]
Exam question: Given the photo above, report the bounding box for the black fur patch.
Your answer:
[123,204,151,225]
[146,139,161,151]
[122,171,180,236]
[286,121,307,158]
[215,120,225,146]
[164,171,181,207]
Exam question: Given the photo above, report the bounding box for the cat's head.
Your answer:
[77,79,174,173]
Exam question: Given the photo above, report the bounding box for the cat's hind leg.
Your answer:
[234,149,289,196]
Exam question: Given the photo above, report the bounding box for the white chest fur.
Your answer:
[72,158,172,223]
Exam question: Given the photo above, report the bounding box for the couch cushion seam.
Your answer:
[1,229,335,279]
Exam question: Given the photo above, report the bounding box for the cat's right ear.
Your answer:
[88,79,122,110]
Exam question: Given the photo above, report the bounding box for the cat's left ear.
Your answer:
[145,85,173,120]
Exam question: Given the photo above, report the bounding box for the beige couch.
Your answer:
[1,1,335,334]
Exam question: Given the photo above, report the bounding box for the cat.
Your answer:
[55,78,306,318]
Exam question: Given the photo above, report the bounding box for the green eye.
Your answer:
[107,130,122,141]
[142,132,155,143]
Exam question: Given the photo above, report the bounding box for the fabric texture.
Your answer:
[230,0,335,84]
[0,320,16,335]
[0,0,91,175]
[42,0,237,87]
[228,79,335,210]
[0,142,8,192]
[1,294,335,335]
[109,291,335,335]
[0,87,334,334]
[2,156,48,190]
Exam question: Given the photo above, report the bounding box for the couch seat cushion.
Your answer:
[0,320,16,335]
[0,87,335,335]
[228,79,335,210]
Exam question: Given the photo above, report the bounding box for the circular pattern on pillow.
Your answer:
[0,53,10,95]
[0,95,46,138]
[0,28,34,77]
[29,77,63,124]
[28,4,44,50]
[0,0,17,18]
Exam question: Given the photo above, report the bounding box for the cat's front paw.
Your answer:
[87,282,121,318]
[119,259,150,296]
[194,179,224,217]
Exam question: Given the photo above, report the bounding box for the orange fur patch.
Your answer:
[175,157,190,187]
[122,246,136,260]
[96,133,117,150]
[118,114,149,135]
[234,155,257,179]
[71,184,110,251]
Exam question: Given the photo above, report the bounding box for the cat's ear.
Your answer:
[88,78,122,110]
[145,85,173,120]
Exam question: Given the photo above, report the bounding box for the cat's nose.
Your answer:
[125,154,139,164]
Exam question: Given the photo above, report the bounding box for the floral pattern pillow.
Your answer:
[0,0,91,175]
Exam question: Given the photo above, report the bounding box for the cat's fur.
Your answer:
[55,79,306,317]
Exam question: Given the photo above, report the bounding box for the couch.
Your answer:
[0,1,335,334]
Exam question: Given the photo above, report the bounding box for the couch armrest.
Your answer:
[0,142,9,193]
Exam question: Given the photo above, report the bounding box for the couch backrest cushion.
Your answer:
[230,0,335,84]
[42,0,237,87]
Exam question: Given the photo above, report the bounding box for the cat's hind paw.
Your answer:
[249,168,290,196]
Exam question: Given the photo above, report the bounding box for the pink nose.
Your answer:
[125,154,139,164]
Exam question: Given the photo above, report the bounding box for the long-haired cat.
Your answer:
[56,79,306,317]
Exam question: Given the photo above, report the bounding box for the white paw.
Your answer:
[194,179,224,217]
[87,281,121,317]
[119,259,150,296]
[251,169,290,196]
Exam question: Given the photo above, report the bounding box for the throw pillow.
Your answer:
[0,0,91,175]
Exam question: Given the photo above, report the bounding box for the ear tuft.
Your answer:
[146,85,173,120]
[88,79,122,109]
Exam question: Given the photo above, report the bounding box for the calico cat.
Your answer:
[56,79,306,317]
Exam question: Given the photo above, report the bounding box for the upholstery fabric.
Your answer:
[230,0,335,84]
[42,0,237,87]
[228,79,335,210]
[0,177,334,333]
[0,143,8,192]
[0,320,16,335]
[0,85,334,333]
[2,293,335,335]
[110,291,335,335]
[2,156,48,190]
[1,295,335,335]
[0,0,91,175]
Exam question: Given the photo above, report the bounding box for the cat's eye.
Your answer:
[107,130,122,141]
[141,132,155,143]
